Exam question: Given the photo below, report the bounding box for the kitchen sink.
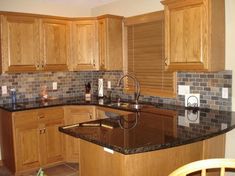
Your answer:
[108,102,144,110]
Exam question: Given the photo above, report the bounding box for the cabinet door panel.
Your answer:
[73,20,98,70]
[41,19,69,71]
[64,106,96,162]
[170,6,203,64]
[1,15,40,72]
[43,119,64,164]
[15,125,41,171]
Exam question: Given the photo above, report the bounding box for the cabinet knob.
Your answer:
[43,128,46,134]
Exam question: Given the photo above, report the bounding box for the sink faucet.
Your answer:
[117,73,141,105]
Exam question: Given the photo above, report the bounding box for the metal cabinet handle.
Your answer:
[165,58,168,66]
[39,115,45,119]
[89,113,93,119]
[39,128,46,134]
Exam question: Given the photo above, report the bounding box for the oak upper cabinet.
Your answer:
[72,20,98,71]
[64,106,96,162]
[98,15,123,70]
[161,0,225,72]
[1,15,40,73]
[41,19,70,71]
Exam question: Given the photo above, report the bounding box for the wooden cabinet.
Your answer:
[41,19,70,71]
[14,111,41,171]
[0,15,70,73]
[64,106,132,162]
[1,15,40,73]
[161,0,225,72]
[72,20,98,71]
[0,13,124,72]
[0,107,64,174]
[37,108,64,165]
[64,106,96,162]
[98,15,123,71]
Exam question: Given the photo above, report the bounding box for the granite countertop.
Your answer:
[1,96,235,155]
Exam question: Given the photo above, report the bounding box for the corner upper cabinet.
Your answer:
[161,0,225,72]
[40,19,70,71]
[98,15,123,71]
[71,20,98,71]
[1,15,40,73]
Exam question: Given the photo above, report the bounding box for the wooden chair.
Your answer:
[169,158,235,176]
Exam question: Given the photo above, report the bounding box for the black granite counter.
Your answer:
[1,96,235,155]
[59,107,235,154]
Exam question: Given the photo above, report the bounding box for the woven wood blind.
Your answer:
[125,19,175,97]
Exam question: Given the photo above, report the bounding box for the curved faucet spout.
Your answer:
[117,73,141,105]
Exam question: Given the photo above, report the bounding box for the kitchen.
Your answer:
[0,0,235,175]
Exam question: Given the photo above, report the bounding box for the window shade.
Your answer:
[126,19,175,97]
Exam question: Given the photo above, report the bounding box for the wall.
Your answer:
[91,0,163,17]
[224,0,235,166]
[0,0,91,17]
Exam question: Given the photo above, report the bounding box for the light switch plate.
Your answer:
[222,88,228,99]
[107,81,111,89]
[1,85,7,95]
[52,82,57,90]
[178,85,190,95]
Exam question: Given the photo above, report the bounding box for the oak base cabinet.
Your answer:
[64,106,133,163]
[64,106,96,162]
[0,107,64,174]
[80,134,225,176]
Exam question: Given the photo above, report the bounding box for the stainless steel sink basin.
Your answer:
[108,102,144,110]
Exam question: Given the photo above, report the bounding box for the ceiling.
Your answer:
[42,0,118,7]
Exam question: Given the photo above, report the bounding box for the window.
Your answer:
[124,12,176,97]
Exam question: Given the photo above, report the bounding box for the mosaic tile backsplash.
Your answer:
[0,70,232,111]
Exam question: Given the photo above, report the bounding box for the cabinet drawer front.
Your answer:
[13,110,38,127]
[64,106,96,124]
[38,107,64,122]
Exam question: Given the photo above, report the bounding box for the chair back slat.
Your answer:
[169,159,235,176]
[220,167,225,176]
[201,169,206,176]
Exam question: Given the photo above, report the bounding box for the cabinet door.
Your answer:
[98,17,123,71]
[1,15,40,73]
[14,124,41,171]
[164,1,208,71]
[72,20,98,71]
[64,106,96,162]
[41,19,69,71]
[42,119,64,165]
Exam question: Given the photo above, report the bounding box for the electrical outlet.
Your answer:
[52,82,57,90]
[1,86,7,95]
[222,88,228,99]
[185,94,200,107]
[178,85,190,95]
